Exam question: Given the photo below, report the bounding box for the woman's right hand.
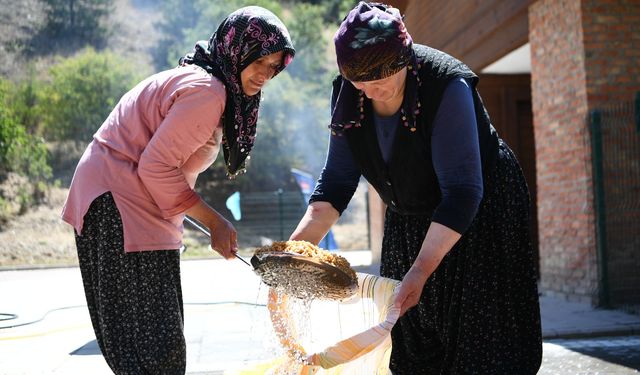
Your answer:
[185,198,238,260]
[208,216,238,260]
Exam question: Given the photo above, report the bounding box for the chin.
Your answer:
[243,89,260,96]
[371,94,391,102]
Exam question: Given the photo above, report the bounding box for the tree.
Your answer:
[289,0,358,24]
[285,2,330,84]
[40,0,114,46]
[153,0,200,71]
[38,48,145,144]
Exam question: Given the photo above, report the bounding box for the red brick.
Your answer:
[530,0,640,306]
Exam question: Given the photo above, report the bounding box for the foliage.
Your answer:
[39,0,114,46]
[285,2,330,84]
[0,79,52,182]
[0,80,51,225]
[38,48,146,144]
[294,0,359,24]
[10,66,42,135]
[152,0,200,71]
[0,80,51,217]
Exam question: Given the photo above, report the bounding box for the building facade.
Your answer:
[373,0,640,308]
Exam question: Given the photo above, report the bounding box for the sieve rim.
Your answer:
[250,250,359,297]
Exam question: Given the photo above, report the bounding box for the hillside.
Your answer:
[0,0,161,81]
[0,0,163,267]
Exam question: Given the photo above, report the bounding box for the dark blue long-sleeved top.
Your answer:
[311,77,484,234]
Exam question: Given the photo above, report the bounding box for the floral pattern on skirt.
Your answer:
[75,192,186,374]
[381,142,542,374]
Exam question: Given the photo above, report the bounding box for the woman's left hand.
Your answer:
[393,265,430,317]
[393,222,462,316]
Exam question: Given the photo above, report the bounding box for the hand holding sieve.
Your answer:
[184,216,358,300]
[184,216,251,266]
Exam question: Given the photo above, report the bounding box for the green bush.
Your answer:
[0,79,51,225]
[0,79,51,182]
[38,48,145,144]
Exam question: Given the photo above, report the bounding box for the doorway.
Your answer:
[477,74,539,277]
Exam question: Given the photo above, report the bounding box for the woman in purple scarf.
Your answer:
[291,2,542,374]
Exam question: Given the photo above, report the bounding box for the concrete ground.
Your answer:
[1,251,639,374]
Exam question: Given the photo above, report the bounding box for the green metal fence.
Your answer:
[590,92,640,310]
[234,190,307,245]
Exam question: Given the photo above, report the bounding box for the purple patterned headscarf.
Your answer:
[330,2,421,134]
[180,6,295,177]
[334,2,412,82]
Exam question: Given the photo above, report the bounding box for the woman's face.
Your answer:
[350,67,407,102]
[240,51,284,96]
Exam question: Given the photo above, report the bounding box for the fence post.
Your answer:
[590,109,609,308]
[277,188,284,241]
[635,91,640,133]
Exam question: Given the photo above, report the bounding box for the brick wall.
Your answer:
[529,0,598,303]
[582,0,640,105]
[581,0,640,307]
[530,0,640,305]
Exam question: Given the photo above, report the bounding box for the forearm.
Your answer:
[393,221,462,315]
[289,201,340,245]
[412,222,462,278]
[184,198,226,230]
[184,197,237,259]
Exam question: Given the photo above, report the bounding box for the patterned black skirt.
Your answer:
[381,142,542,374]
[75,192,186,374]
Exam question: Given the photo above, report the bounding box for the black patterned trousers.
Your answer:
[75,192,186,374]
[381,142,542,374]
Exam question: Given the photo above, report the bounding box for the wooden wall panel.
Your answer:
[387,0,531,71]
[477,74,538,274]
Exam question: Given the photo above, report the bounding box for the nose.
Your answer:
[362,86,381,99]
[257,65,275,82]
[352,82,376,97]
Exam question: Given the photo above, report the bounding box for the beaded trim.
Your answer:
[329,56,423,137]
[401,61,422,132]
[352,60,423,132]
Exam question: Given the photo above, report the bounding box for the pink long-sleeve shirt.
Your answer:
[62,65,226,252]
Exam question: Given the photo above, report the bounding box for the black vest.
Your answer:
[335,44,500,216]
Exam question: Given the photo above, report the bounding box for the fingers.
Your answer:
[230,231,238,255]
[393,287,410,316]
[211,240,235,260]
[209,221,238,260]
[394,283,421,317]
[400,293,420,316]
[393,287,408,309]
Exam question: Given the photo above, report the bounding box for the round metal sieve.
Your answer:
[185,216,358,300]
[251,250,359,301]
